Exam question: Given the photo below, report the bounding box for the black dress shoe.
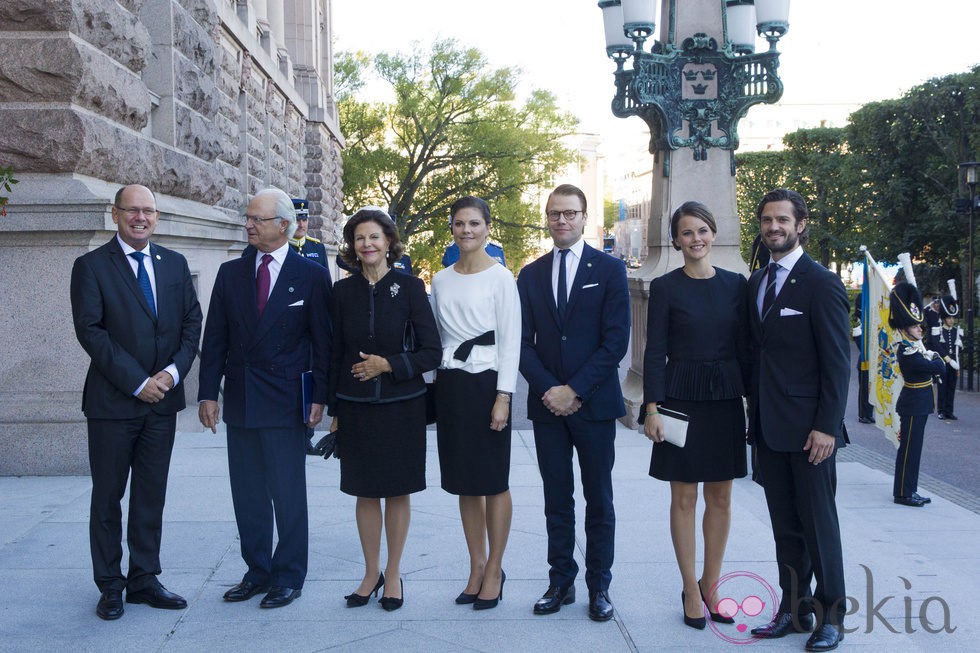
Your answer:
[455,590,478,605]
[681,590,706,630]
[533,585,575,615]
[96,589,124,620]
[946,414,958,420]
[346,573,384,607]
[223,580,269,602]
[260,586,301,608]
[751,611,814,638]
[894,495,926,507]
[858,416,874,424]
[126,585,187,610]
[912,492,932,504]
[805,624,844,651]
[588,589,614,622]
[699,579,734,624]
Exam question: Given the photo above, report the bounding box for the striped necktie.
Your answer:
[761,261,778,321]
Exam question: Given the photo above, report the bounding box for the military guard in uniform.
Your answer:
[923,295,942,350]
[889,281,945,507]
[289,199,328,267]
[935,281,962,420]
[853,292,874,423]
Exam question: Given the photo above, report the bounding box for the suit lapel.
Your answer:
[762,252,812,329]
[748,267,764,337]
[235,252,260,343]
[253,249,302,346]
[537,250,561,328]
[107,237,156,321]
[563,244,597,319]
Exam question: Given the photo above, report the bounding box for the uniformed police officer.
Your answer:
[889,282,945,507]
[935,284,962,420]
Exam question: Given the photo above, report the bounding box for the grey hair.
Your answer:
[254,187,297,239]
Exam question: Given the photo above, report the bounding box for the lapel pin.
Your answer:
[289,287,295,293]
[155,254,161,260]
[587,263,592,268]
[790,279,796,284]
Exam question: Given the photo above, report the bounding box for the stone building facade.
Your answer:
[0,0,345,474]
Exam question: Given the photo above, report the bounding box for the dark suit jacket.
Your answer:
[747,251,850,451]
[70,237,202,419]
[517,243,630,423]
[198,248,332,429]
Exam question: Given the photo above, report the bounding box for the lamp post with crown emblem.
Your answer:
[598,0,791,424]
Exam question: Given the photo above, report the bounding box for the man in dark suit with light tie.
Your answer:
[198,187,332,609]
[517,184,630,622]
[70,184,202,620]
[747,189,850,652]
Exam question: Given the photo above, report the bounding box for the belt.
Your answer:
[904,380,932,389]
[453,330,495,362]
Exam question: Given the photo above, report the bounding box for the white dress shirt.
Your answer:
[551,237,585,308]
[757,244,805,317]
[255,242,291,303]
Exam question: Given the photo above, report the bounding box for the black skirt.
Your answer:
[337,396,426,498]
[436,368,511,495]
[649,396,747,483]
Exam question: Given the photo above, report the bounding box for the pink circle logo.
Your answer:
[704,571,779,644]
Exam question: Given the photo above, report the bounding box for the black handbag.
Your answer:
[404,320,437,425]
[314,431,340,459]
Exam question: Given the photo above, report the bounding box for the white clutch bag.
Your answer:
[658,406,690,448]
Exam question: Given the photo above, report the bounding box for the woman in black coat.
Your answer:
[328,208,441,610]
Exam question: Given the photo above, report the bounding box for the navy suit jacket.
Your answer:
[198,248,332,429]
[70,237,202,419]
[517,243,630,423]
[747,251,850,451]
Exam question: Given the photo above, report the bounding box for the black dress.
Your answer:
[328,272,441,498]
[643,267,749,482]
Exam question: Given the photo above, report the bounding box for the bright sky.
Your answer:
[332,0,979,171]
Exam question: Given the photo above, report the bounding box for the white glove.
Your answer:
[923,350,938,361]
[852,325,862,337]
[949,359,960,371]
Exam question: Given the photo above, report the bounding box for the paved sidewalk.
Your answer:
[1,425,977,652]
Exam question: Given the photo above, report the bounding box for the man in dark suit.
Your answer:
[198,187,332,609]
[70,184,202,620]
[517,184,629,622]
[747,189,850,652]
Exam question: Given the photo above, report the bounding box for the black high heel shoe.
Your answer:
[699,579,735,624]
[380,578,404,611]
[473,570,505,611]
[455,590,478,605]
[681,590,706,630]
[345,573,384,607]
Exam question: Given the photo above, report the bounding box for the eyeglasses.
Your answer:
[715,595,766,619]
[546,209,584,222]
[243,215,280,224]
[116,206,159,218]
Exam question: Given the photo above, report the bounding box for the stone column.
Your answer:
[620,0,748,426]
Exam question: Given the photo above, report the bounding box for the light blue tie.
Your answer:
[129,251,156,318]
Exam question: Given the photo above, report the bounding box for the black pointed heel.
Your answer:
[345,573,384,607]
[455,590,478,605]
[699,579,735,624]
[473,570,505,611]
[380,578,404,611]
[682,590,706,630]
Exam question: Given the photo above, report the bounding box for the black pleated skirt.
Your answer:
[649,396,747,483]
[337,396,426,498]
[436,368,511,495]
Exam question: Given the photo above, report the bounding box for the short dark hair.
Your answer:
[548,184,587,213]
[449,196,492,226]
[669,201,717,251]
[755,188,809,246]
[340,209,404,271]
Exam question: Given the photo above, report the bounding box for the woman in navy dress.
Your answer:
[641,201,749,629]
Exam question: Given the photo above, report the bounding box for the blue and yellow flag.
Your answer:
[861,248,901,448]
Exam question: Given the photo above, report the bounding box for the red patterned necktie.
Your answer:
[256,254,272,315]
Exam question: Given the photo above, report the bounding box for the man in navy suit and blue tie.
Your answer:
[517,184,630,622]
[70,184,202,620]
[747,189,849,652]
[198,187,332,609]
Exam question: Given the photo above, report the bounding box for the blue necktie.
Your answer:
[557,249,569,318]
[130,251,156,318]
[761,261,778,321]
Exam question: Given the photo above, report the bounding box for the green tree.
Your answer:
[734,150,787,260]
[337,40,578,277]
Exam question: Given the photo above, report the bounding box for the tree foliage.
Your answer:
[736,65,980,291]
[337,40,578,277]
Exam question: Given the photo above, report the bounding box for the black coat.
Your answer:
[895,340,946,415]
[328,272,440,412]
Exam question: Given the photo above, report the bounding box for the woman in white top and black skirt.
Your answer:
[430,196,521,611]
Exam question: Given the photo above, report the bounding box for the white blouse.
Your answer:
[430,263,521,393]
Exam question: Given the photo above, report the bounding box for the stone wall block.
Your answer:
[174,103,222,161]
[177,0,219,32]
[74,0,152,73]
[172,1,216,74]
[174,52,217,118]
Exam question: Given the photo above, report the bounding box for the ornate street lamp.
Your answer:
[960,161,978,390]
[599,0,790,170]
